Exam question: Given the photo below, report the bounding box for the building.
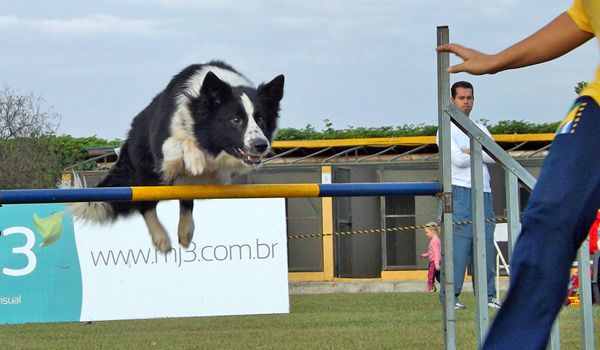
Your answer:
[64,133,553,283]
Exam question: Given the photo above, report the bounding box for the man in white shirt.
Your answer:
[438,81,502,309]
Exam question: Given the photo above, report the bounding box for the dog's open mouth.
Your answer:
[231,147,263,165]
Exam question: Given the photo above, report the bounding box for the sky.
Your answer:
[0,0,596,140]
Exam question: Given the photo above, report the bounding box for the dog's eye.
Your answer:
[255,115,264,124]
[231,116,241,125]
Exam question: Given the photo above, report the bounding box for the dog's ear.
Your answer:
[200,71,232,108]
[258,74,284,111]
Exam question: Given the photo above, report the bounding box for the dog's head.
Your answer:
[189,71,284,166]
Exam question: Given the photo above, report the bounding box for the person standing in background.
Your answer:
[420,222,442,292]
[437,81,502,310]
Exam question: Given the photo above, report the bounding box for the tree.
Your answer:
[0,87,59,139]
[0,87,62,189]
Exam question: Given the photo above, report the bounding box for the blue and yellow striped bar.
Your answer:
[0,182,441,205]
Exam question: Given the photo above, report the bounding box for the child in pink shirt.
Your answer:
[420,222,442,292]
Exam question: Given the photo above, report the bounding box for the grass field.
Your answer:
[1,292,598,349]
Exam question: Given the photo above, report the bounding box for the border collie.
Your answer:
[70,61,284,253]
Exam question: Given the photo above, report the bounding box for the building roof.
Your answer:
[267,133,554,164]
[79,133,554,168]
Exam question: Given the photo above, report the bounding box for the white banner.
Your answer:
[0,198,289,324]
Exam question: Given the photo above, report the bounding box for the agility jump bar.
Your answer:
[0,182,441,205]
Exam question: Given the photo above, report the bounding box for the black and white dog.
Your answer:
[70,61,284,252]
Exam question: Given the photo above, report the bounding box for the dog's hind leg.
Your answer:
[140,203,172,253]
[178,200,195,248]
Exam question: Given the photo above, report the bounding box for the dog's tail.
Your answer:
[69,201,116,223]
[68,143,138,223]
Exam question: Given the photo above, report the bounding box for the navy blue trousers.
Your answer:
[483,96,600,349]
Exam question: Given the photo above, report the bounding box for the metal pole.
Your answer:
[577,238,596,350]
[0,182,442,204]
[547,320,560,350]
[470,138,489,346]
[504,172,521,257]
[437,25,456,350]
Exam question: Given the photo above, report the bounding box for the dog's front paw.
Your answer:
[161,137,185,183]
[182,138,207,176]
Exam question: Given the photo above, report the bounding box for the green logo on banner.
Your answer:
[0,204,82,324]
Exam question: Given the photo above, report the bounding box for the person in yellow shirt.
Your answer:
[437,1,599,349]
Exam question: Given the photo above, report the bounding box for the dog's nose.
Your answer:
[251,139,269,154]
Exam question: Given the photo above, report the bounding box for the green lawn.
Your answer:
[1,292,597,349]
